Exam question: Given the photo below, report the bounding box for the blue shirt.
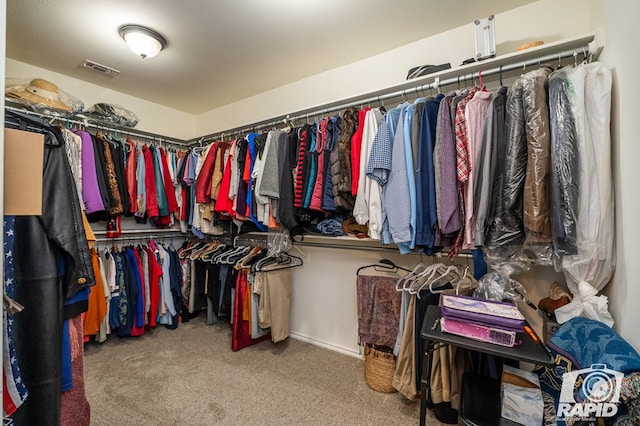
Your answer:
[396,103,418,254]
[371,106,402,245]
[416,94,443,250]
[246,133,268,231]
[384,103,412,249]
[367,106,401,186]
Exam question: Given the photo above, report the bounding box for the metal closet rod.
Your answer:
[293,239,474,259]
[5,104,190,148]
[235,236,269,248]
[93,228,183,236]
[94,233,183,243]
[194,44,591,145]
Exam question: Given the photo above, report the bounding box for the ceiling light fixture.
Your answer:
[119,25,167,59]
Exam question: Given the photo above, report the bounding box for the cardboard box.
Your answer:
[4,128,44,215]
[501,365,543,425]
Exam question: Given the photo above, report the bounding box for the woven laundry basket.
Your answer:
[364,345,397,393]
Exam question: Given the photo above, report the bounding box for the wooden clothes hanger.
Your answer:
[234,246,264,269]
[199,242,227,262]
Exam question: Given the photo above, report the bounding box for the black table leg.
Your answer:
[419,339,434,426]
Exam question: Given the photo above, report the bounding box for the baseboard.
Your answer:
[289,332,362,359]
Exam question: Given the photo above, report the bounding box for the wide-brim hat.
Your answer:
[6,78,73,112]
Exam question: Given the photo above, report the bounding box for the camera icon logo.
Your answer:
[557,364,623,419]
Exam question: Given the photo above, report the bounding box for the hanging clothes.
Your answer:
[473,86,507,247]
[7,110,95,426]
[62,129,85,211]
[84,249,108,337]
[253,269,292,343]
[278,131,299,228]
[125,138,138,214]
[384,103,417,253]
[321,116,339,212]
[351,107,370,196]
[214,140,236,217]
[556,63,614,294]
[484,79,527,257]
[462,90,493,249]
[309,121,327,211]
[356,275,401,349]
[135,145,147,220]
[255,131,282,221]
[367,106,401,241]
[416,95,442,250]
[159,147,180,217]
[332,108,356,211]
[353,108,383,227]
[232,270,271,351]
[522,67,554,259]
[77,130,106,215]
[302,124,317,209]
[435,92,462,237]
[3,216,28,419]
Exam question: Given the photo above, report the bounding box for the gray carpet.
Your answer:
[84,316,447,425]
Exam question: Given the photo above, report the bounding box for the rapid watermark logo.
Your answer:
[557,363,623,420]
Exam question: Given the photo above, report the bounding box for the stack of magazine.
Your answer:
[439,294,525,347]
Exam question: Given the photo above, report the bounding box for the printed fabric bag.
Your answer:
[440,294,525,332]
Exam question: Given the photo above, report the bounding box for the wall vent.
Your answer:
[81,59,120,77]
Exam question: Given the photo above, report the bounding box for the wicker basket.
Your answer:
[364,345,397,393]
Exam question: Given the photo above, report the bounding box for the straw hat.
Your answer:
[6,78,73,112]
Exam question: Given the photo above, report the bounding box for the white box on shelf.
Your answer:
[501,365,543,425]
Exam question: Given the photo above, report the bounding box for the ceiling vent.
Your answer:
[81,59,120,77]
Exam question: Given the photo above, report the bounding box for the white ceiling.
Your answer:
[7,0,535,115]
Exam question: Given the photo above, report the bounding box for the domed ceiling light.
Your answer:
[119,25,167,59]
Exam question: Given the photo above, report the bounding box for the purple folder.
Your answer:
[440,294,525,332]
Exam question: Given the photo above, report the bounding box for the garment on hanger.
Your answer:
[473,86,507,247]
[351,106,370,195]
[332,109,356,211]
[484,79,526,257]
[554,63,614,294]
[522,67,554,262]
[462,90,493,249]
[353,108,383,228]
[6,110,95,426]
[253,269,292,343]
[356,274,401,349]
[416,95,442,250]
[232,269,271,351]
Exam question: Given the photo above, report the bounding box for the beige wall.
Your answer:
[195,0,595,136]
[6,58,196,140]
[595,0,640,352]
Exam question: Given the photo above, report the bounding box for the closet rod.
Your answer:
[93,228,183,237]
[293,239,473,259]
[193,43,593,145]
[94,234,181,243]
[4,104,190,148]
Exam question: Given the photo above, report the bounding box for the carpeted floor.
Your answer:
[83,316,447,425]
